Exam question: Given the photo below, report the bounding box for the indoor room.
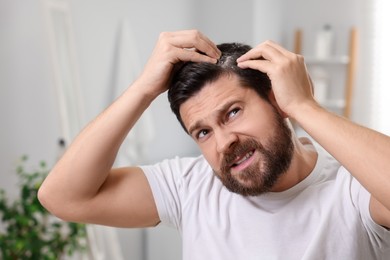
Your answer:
[1,0,389,259]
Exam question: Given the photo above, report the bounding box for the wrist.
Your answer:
[128,78,162,105]
[288,100,323,124]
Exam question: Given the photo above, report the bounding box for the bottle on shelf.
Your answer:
[315,24,335,59]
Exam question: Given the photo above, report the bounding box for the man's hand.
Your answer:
[38,29,221,228]
[136,30,221,99]
[236,40,316,119]
[238,41,390,229]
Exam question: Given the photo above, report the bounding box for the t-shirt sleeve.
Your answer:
[347,167,390,252]
[140,156,206,231]
[141,157,184,229]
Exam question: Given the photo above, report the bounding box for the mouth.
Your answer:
[230,149,255,171]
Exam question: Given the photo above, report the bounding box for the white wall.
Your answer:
[0,1,61,199]
[253,0,284,45]
[69,0,201,163]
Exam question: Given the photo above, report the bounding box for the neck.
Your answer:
[271,134,318,192]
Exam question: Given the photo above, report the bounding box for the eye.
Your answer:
[196,129,209,140]
[227,108,241,120]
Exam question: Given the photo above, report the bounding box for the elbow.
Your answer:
[37,185,52,211]
[38,184,74,222]
[37,185,59,217]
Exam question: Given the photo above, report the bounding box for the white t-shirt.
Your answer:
[142,145,390,260]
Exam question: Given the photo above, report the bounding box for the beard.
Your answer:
[214,112,294,196]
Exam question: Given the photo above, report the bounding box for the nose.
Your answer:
[215,128,238,154]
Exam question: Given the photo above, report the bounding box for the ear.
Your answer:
[267,90,289,119]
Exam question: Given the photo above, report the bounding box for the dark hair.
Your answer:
[168,42,272,133]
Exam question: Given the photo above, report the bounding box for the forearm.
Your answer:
[293,102,390,210]
[39,81,156,208]
[38,29,221,222]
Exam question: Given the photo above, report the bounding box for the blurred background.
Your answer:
[1,0,389,259]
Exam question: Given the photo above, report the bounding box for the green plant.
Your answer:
[0,156,87,259]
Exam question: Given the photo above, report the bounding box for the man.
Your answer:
[38,30,390,259]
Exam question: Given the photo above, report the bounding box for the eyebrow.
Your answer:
[187,100,239,137]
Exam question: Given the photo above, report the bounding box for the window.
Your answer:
[370,0,390,134]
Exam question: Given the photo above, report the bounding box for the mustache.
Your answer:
[221,139,264,170]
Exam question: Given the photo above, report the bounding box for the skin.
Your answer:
[38,30,221,228]
[180,74,312,195]
[38,31,390,230]
[237,40,390,228]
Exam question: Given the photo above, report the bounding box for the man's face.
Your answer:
[180,74,294,196]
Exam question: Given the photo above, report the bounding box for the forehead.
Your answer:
[179,74,254,131]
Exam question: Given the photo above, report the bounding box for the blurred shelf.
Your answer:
[294,27,358,118]
[305,56,349,65]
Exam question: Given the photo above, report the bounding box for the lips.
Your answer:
[220,139,261,174]
[231,150,255,168]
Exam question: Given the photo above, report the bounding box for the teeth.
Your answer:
[234,151,254,166]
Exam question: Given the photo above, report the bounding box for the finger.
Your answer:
[190,30,222,58]
[168,30,221,59]
[261,40,293,56]
[236,46,262,62]
[237,41,285,63]
[175,48,218,64]
[237,59,271,74]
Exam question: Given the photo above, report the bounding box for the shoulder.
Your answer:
[311,142,341,182]
[140,155,214,193]
[139,155,217,228]
[141,155,211,177]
